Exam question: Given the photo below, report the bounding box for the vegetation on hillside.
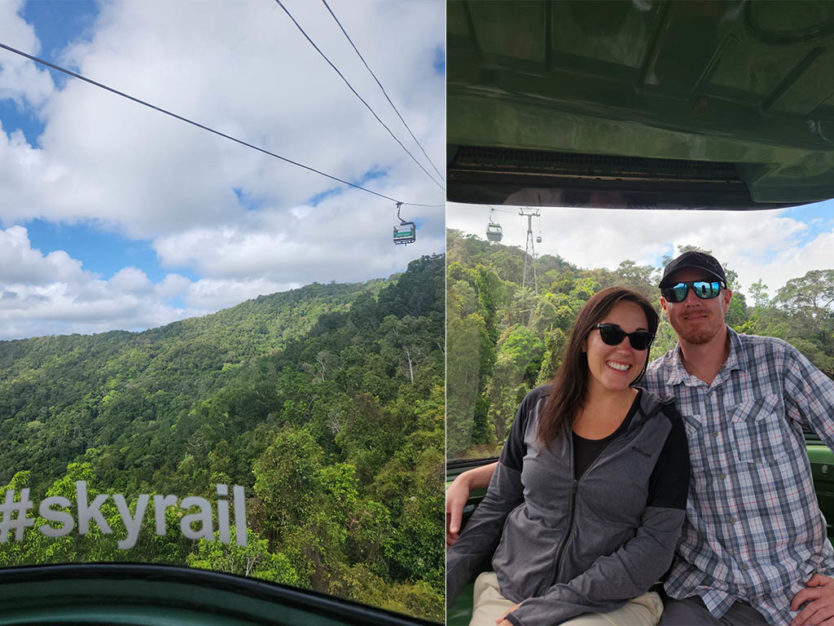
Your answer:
[0,255,444,620]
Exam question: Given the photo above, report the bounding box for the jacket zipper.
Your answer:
[550,428,633,584]
[551,477,579,583]
[549,393,652,585]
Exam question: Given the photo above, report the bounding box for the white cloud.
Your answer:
[447,203,834,299]
[0,0,55,108]
[0,0,443,339]
[155,185,444,284]
[0,225,86,284]
[7,0,444,238]
[0,226,197,339]
[108,267,152,294]
[182,277,301,311]
[1,0,443,237]
[0,207,442,340]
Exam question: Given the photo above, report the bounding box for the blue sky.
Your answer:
[22,0,98,59]
[0,96,43,144]
[24,218,198,283]
[782,199,834,245]
[0,0,445,339]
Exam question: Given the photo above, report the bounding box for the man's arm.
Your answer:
[446,462,497,548]
[446,389,542,609]
[782,345,834,624]
[783,345,834,443]
[446,461,523,609]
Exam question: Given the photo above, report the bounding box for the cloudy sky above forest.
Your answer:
[447,200,834,302]
[0,0,444,340]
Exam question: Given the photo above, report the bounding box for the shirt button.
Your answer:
[729,516,737,524]
[711,431,719,437]
[718,472,726,480]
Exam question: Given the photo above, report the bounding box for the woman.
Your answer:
[446,287,689,626]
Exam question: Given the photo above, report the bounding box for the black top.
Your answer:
[572,391,640,480]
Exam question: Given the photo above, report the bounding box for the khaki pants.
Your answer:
[470,571,663,626]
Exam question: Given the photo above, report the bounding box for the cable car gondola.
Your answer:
[393,222,416,245]
[393,202,416,245]
[486,208,503,242]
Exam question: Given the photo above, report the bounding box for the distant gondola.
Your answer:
[393,222,416,245]
[393,202,416,245]
[486,208,503,242]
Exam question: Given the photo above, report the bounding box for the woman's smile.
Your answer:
[606,360,631,372]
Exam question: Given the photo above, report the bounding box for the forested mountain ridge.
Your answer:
[0,278,384,379]
[448,229,834,459]
[0,254,445,620]
[0,277,385,487]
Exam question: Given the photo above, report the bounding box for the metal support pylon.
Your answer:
[519,208,539,295]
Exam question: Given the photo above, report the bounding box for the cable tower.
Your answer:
[520,208,540,294]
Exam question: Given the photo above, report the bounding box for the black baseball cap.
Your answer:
[659,251,727,288]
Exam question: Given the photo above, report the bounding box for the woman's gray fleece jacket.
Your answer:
[447,386,690,625]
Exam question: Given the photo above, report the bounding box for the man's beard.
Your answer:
[673,310,719,345]
[676,326,716,345]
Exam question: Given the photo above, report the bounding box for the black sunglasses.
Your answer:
[592,323,654,351]
[661,280,725,303]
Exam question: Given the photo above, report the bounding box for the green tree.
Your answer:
[187,528,298,584]
[776,270,834,331]
[487,325,545,443]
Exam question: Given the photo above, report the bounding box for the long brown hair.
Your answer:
[537,287,659,444]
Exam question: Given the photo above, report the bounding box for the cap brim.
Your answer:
[659,268,724,289]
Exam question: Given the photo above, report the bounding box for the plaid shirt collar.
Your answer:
[665,326,744,387]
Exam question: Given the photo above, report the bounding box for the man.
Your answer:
[447,251,834,626]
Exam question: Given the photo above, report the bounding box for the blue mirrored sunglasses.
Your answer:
[661,280,724,303]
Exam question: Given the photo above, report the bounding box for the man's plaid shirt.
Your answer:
[644,327,834,625]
